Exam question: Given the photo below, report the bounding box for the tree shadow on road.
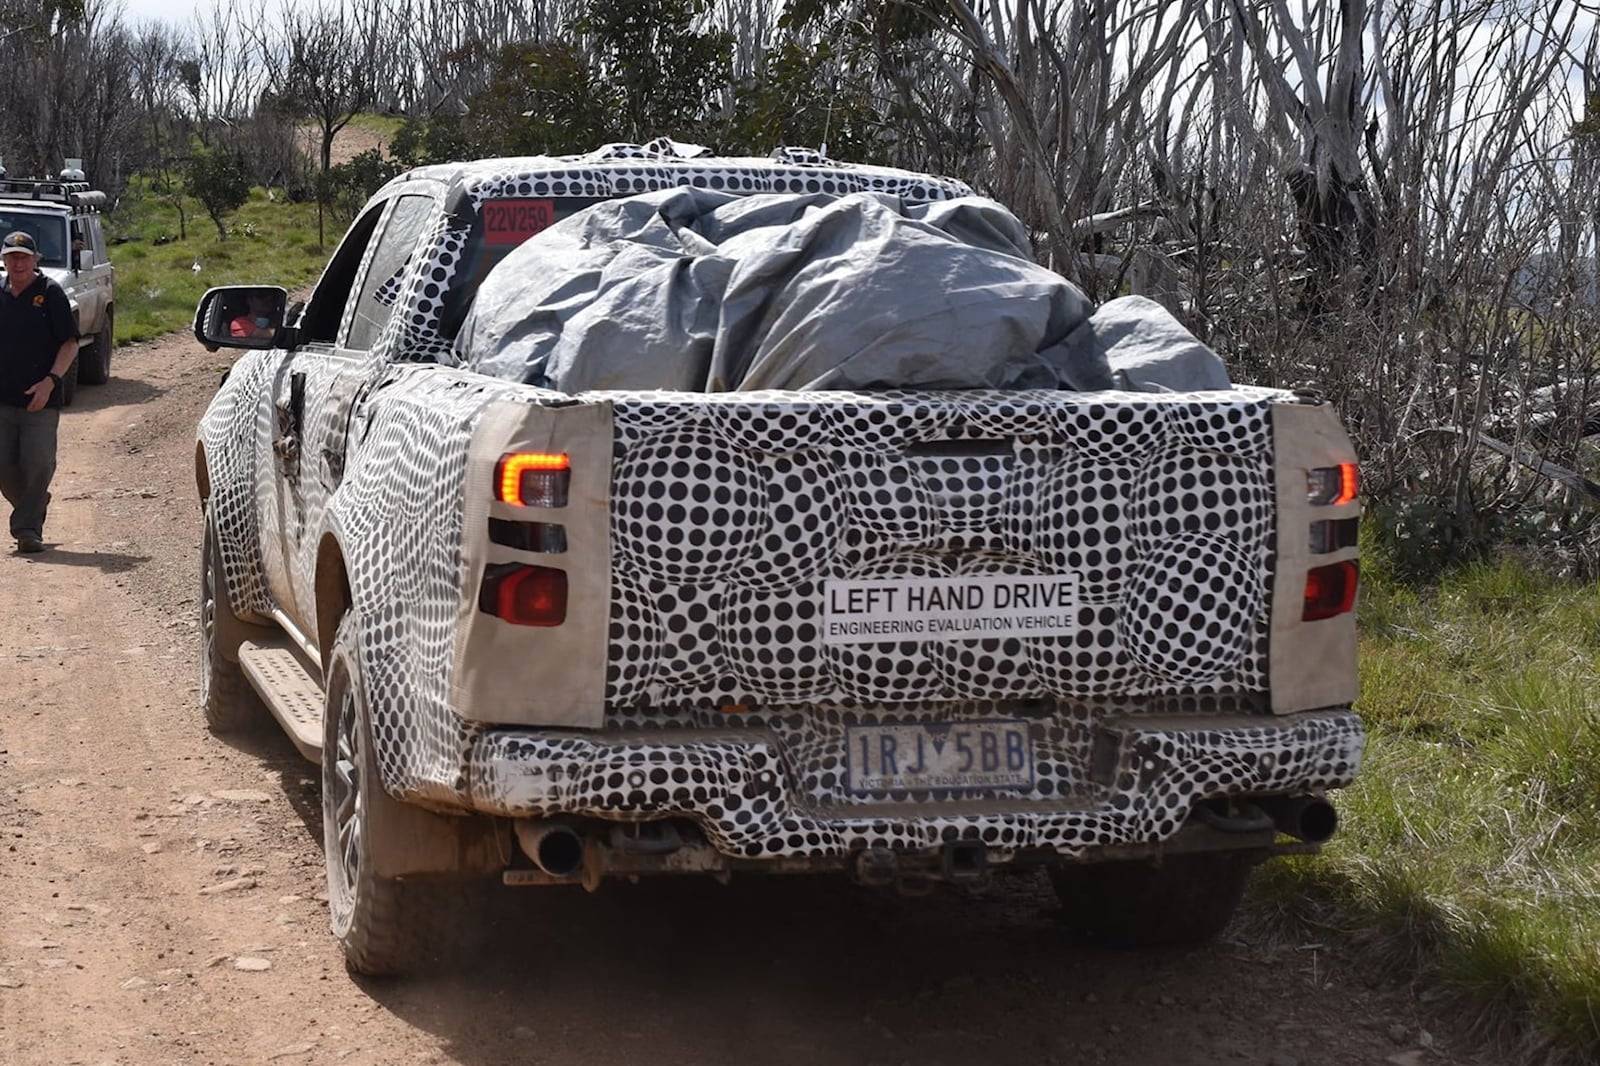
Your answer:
[64,376,166,413]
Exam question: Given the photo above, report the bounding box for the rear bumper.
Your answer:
[464,709,1363,861]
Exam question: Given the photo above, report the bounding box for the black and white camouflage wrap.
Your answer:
[198,148,1363,861]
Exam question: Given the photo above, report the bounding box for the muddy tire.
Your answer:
[79,314,113,385]
[1049,851,1259,947]
[200,507,263,733]
[323,613,461,977]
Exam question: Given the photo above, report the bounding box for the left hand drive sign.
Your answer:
[822,574,1078,645]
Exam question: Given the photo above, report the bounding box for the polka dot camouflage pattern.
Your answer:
[931,552,1045,699]
[719,580,831,702]
[839,453,941,542]
[196,151,1357,866]
[824,551,949,703]
[726,450,847,592]
[1119,534,1264,683]
[611,426,770,584]
[594,699,1101,809]
[1034,456,1138,603]
[1055,401,1170,463]
[467,710,1364,859]
[1128,450,1272,552]
[598,388,1282,713]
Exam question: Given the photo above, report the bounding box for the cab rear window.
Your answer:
[437,196,603,340]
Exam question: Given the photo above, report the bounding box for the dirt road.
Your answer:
[1,331,1482,1066]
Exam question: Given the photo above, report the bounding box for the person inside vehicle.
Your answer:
[230,291,278,341]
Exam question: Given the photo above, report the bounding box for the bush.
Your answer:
[184,150,251,240]
[318,149,401,222]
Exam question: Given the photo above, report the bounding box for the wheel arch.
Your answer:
[195,441,212,503]
[315,531,353,671]
[320,578,507,881]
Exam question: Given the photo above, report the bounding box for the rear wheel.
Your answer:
[200,507,264,733]
[79,314,113,385]
[1049,850,1259,947]
[323,613,461,976]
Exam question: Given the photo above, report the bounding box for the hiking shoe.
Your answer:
[16,536,44,554]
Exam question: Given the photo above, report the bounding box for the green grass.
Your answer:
[104,179,332,345]
[347,112,404,141]
[1255,552,1600,1061]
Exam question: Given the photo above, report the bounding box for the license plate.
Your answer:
[845,719,1033,795]
[483,199,556,245]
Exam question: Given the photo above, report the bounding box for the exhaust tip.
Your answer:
[1296,799,1338,844]
[514,820,587,878]
[535,827,584,877]
[1262,795,1339,844]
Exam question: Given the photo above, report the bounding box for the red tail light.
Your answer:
[480,563,567,626]
[496,452,570,507]
[1304,560,1359,621]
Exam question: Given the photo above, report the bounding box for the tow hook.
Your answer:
[941,841,989,884]
[1194,799,1275,834]
[854,846,898,887]
[609,821,684,855]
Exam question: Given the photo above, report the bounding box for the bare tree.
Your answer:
[266,0,380,243]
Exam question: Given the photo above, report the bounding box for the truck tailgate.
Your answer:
[598,388,1278,715]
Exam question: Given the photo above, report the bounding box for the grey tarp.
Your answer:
[455,187,1229,394]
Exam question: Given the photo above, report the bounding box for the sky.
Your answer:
[119,0,214,26]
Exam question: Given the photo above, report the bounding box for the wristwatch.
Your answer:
[46,371,62,392]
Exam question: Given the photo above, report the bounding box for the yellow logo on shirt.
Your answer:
[31,294,43,306]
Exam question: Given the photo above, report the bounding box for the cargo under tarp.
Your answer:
[453,187,1229,394]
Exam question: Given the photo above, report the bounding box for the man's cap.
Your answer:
[0,231,39,257]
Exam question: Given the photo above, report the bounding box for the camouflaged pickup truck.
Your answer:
[192,142,1364,975]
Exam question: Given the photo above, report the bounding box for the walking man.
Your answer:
[0,230,79,553]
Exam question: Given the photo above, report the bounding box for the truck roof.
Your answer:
[0,178,106,212]
[378,142,974,205]
[0,198,71,213]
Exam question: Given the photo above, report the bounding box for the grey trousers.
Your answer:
[0,405,58,541]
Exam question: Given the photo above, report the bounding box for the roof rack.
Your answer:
[0,178,107,210]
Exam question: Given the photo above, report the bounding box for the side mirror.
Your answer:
[194,285,290,352]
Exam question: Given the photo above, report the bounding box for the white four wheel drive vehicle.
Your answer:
[0,167,116,404]
[192,142,1365,976]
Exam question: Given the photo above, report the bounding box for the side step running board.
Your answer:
[237,639,324,764]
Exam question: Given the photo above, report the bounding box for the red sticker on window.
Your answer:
[483,199,556,246]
